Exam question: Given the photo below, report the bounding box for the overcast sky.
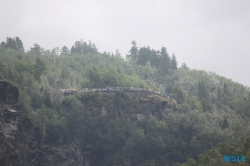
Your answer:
[1,0,250,86]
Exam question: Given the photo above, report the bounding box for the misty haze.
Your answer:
[0,0,250,165]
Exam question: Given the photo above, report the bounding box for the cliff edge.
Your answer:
[0,81,86,166]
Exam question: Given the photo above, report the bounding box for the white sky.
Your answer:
[1,0,250,86]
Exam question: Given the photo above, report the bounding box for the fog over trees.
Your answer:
[0,37,250,165]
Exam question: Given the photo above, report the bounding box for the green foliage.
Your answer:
[181,63,190,70]
[18,90,32,115]
[159,47,171,75]
[0,57,6,77]
[221,117,229,129]
[102,68,118,86]
[137,46,153,66]
[198,148,225,166]
[198,79,210,100]
[33,57,46,81]
[1,37,250,165]
[34,105,48,140]
[88,65,103,87]
[173,84,186,104]
[127,41,177,78]
[61,67,70,79]
[16,60,33,73]
[171,53,178,70]
[61,46,70,56]
[0,37,24,51]
[31,43,41,56]
[71,40,98,54]
[179,136,250,165]
[127,40,138,61]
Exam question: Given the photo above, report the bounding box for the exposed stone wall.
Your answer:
[0,81,19,105]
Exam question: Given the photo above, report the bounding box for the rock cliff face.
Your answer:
[0,82,168,166]
[82,93,167,122]
[0,81,88,166]
[0,81,19,104]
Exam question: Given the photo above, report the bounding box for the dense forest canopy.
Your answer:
[0,36,250,165]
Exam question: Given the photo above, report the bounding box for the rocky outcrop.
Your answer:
[0,81,89,166]
[0,81,21,165]
[0,81,19,105]
[0,82,168,166]
[80,92,167,123]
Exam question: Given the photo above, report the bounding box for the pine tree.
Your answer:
[115,49,121,57]
[198,80,209,100]
[137,46,152,66]
[34,57,46,81]
[0,58,6,77]
[151,49,161,68]
[92,43,98,53]
[159,47,171,75]
[181,63,190,70]
[61,46,70,55]
[223,82,230,95]
[171,53,178,70]
[15,37,24,51]
[6,37,17,50]
[88,65,102,87]
[0,37,24,51]
[127,40,138,61]
[70,46,76,54]
[222,117,229,129]
[33,43,41,55]
[217,87,222,108]
[0,41,6,47]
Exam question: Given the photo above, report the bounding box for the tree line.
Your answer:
[0,36,250,165]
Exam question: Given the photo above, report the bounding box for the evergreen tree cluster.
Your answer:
[127,41,178,75]
[70,40,98,55]
[0,37,24,52]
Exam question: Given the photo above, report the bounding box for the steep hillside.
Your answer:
[0,81,170,165]
[0,37,250,165]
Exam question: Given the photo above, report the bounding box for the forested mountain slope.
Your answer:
[0,37,250,165]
